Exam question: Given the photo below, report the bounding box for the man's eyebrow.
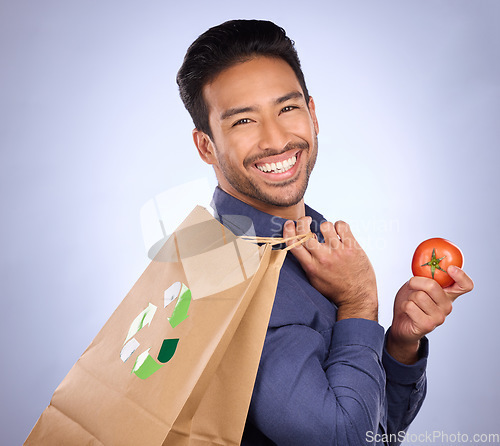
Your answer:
[275,91,304,104]
[220,106,256,121]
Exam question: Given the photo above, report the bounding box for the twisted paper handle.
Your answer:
[241,232,316,251]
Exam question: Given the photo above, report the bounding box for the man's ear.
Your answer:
[308,96,319,135]
[192,129,216,165]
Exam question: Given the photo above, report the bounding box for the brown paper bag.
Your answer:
[25,206,289,445]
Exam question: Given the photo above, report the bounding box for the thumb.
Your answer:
[444,265,474,300]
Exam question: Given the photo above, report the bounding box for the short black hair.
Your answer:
[176,19,310,138]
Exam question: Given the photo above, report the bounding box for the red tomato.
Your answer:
[411,238,464,288]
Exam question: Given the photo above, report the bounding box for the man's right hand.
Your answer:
[283,217,378,321]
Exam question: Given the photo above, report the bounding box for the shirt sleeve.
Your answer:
[246,318,388,445]
[382,331,428,446]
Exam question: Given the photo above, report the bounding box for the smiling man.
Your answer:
[177,20,473,445]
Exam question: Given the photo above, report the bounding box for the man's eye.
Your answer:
[233,118,252,126]
[281,105,298,113]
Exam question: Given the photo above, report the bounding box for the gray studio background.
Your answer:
[1,1,499,444]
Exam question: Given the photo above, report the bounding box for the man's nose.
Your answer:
[257,118,290,151]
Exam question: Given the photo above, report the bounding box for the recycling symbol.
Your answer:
[119,281,191,379]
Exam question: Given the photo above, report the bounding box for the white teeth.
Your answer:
[256,154,297,173]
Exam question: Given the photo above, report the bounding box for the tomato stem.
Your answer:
[421,248,447,279]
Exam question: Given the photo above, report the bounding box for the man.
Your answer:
[176,20,473,445]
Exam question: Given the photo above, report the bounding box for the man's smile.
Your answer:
[252,150,302,182]
[255,151,298,174]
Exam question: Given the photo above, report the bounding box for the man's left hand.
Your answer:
[387,266,474,364]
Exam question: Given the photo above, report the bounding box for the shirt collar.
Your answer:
[210,186,326,241]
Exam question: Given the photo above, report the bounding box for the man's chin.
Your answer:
[251,183,307,208]
[218,166,310,209]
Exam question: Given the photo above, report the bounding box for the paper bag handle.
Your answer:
[241,232,316,251]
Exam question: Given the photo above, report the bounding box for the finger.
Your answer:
[296,216,312,234]
[283,219,299,242]
[409,290,452,325]
[444,266,474,301]
[404,300,442,335]
[408,290,440,317]
[408,276,452,314]
[334,220,358,248]
[320,221,341,250]
[283,220,312,263]
[295,216,321,251]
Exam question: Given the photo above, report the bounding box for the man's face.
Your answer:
[196,56,319,214]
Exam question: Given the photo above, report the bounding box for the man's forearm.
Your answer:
[248,319,388,445]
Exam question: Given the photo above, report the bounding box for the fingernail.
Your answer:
[448,265,458,273]
[284,220,294,227]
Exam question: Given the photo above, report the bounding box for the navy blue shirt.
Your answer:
[212,187,428,446]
